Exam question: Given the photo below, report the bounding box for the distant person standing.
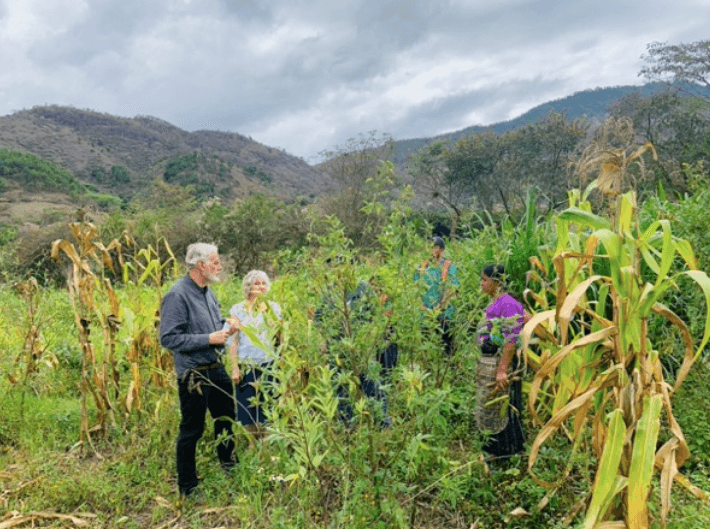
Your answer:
[414,236,459,356]
[160,243,240,498]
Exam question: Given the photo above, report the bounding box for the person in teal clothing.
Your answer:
[414,236,459,355]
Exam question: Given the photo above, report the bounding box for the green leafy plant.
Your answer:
[522,119,710,528]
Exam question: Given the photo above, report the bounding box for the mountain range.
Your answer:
[391,82,699,164]
[0,81,696,229]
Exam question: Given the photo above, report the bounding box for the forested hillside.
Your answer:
[391,81,710,164]
[0,106,333,202]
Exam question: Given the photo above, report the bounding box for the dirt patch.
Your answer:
[0,192,76,228]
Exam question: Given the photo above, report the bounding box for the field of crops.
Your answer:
[3,171,710,528]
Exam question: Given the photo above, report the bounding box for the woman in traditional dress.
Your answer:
[226,270,281,439]
[476,264,525,458]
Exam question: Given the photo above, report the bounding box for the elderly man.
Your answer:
[414,236,459,356]
[160,243,240,498]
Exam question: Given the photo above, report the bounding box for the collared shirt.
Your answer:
[160,274,226,378]
[414,258,459,319]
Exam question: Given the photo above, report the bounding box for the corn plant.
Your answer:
[121,239,179,391]
[51,222,125,447]
[521,119,710,528]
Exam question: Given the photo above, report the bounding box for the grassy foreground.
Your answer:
[1,274,710,529]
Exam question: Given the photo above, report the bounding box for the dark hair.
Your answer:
[482,264,506,282]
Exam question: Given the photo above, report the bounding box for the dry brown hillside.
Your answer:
[0,106,332,202]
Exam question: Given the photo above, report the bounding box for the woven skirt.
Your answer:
[475,355,524,457]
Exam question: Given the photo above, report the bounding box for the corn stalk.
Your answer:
[521,122,710,528]
[51,222,124,448]
[121,238,178,390]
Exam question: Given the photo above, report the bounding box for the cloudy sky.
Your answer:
[1,0,709,162]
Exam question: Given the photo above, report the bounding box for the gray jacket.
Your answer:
[160,274,226,378]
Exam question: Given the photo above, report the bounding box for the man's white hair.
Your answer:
[185,243,219,268]
[242,270,270,299]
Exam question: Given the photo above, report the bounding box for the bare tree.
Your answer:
[317,131,399,246]
[640,39,710,101]
[407,139,473,239]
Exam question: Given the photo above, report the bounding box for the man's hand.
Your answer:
[231,365,242,383]
[209,330,230,345]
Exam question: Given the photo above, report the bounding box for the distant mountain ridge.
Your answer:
[1,82,706,213]
[0,106,332,202]
[392,82,708,163]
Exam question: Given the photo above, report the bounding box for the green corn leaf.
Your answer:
[557,208,613,231]
[640,248,660,275]
[593,229,623,288]
[584,409,627,529]
[681,270,710,361]
[627,394,663,529]
[674,238,698,270]
[656,220,673,288]
[618,193,634,234]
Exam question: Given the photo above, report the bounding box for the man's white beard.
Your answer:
[206,274,220,283]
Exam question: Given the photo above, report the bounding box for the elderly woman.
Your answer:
[476,264,525,458]
[226,270,282,438]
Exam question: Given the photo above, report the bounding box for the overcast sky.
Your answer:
[1,1,709,162]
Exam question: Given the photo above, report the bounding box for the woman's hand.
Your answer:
[496,371,509,390]
[227,317,241,335]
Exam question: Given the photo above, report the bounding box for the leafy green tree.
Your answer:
[318,132,400,246]
[0,149,86,195]
[163,153,202,183]
[198,194,310,274]
[90,167,105,182]
[109,165,130,184]
[501,113,587,211]
[319,131,394,194]
[445,131,506,215]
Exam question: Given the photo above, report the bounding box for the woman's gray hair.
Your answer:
[185,243,219,268]
[242,269,270,299]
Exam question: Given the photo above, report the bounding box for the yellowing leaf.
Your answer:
[627,395,662,529]
[584,409,627,529]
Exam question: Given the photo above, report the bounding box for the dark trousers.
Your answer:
[336,372,390,427]
[438,317,454,356]
[176,365,236,494]
[377,342,398,376]
[334,343,395,428]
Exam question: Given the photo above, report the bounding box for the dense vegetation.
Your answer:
[2,39,710,528]
[0,148,89,196]
[2,146,710,527]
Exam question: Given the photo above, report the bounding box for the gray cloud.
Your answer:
[1,0,709,159]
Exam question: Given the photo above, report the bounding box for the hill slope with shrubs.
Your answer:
[0,106,333,202]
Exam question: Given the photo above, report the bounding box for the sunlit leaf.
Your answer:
[627,395,662,529]
[585,408,627,527]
